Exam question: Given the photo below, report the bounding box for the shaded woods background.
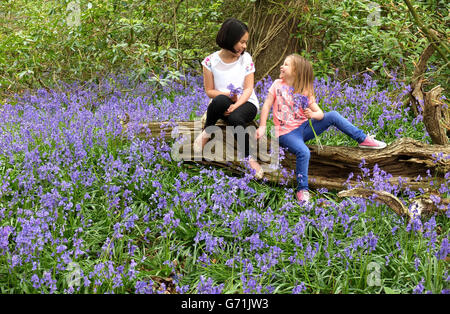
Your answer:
[0,0,448,98]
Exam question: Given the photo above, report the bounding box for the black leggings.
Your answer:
[204,94,257,158]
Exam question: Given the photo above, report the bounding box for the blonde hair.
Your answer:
[287,54,315,99]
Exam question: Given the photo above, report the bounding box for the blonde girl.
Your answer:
[256,54,386,203]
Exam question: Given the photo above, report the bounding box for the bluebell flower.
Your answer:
[293,93,309,110]
[436,238,449,260]
[414,257,421,271]
[413,278,425,294]
[197,276,224,294]
[292,282,306,294]
[227,83,243,98]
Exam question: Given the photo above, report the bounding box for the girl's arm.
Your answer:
[304,95,324,120]
[234,73,253,107]
[255,92,275,139]
[203,66,235,100]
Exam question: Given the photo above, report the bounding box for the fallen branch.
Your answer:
[338,187,448,220]
[338,188,408,216]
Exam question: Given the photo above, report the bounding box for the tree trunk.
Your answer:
[240,0,303,81]
[409,44,434,117]
[423,85,448,145]
[122,119,450,192]
[408,44,449,145]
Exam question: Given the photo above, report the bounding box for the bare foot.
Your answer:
[193,130,210,153]
[249,159,264,179]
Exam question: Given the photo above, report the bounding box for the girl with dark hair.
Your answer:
[194,18,263,179]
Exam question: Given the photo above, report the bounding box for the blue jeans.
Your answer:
[278,111,366,191]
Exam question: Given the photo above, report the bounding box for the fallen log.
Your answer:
[121,118,450,192]
[337,187,448,220]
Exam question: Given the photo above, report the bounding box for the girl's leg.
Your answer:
[226,102,262,177]
[303,110,366,143]
[195,95,233,152]
[278,125,310,191]
[204,95,233,134]
[225,102,257,159]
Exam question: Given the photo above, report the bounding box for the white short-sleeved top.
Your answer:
[201,51,259,110]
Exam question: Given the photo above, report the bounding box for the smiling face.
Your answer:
[280,56,295,81]
[232,32,248,56]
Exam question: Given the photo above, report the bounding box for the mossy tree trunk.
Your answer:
[237,0,305,81]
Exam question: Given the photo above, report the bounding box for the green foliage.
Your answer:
[0,0,448,99]
[0,0,225,97]
[295,0,449,91]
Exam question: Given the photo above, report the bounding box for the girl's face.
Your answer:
[280,57,294,81]
[232,32,249,56]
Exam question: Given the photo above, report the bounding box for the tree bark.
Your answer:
[423,85,448,145]
[408,44,449,145]
[338,187,448,219]
[242,0,302,81]
[409,44,434,117]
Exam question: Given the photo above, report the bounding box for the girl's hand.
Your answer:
[303,108,313,119]
[229,92,238,103]
[255,126,266,139]
[224,104,238,116]
[305,102,324,120]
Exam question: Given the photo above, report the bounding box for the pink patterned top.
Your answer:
[268,79,314,137]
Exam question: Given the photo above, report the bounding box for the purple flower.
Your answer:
[413,278,425,294]
[135,280,154,294]
[292,282,306,294]
[293,93,309,110]
[227,83,243,98]
[31,274,40,289]
[366,231,378,252]
[414,257,421,271]
[0,226,13,251]
[197,276,224,294]
[175,284,190,294]
[437,238,449,260]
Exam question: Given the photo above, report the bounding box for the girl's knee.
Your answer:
[323,110,343,124]
[212,94,230,105]
[326,110,340,119]
[298,148,310,159]
[290,146,310,160]
[208,95,231,113]
[227,115,246,127]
